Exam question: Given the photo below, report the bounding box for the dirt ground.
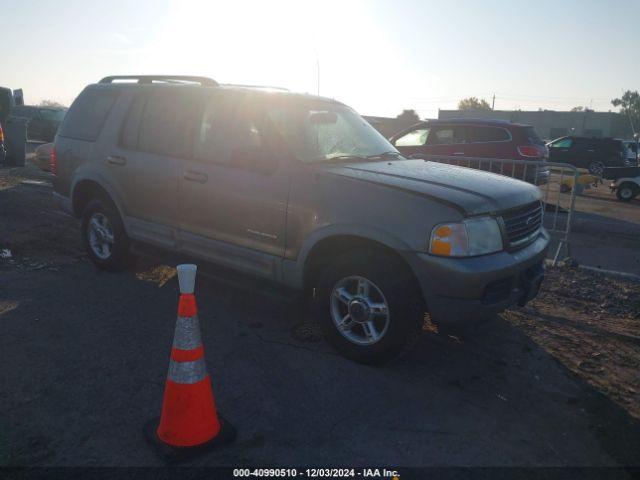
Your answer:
[503,265,640,419]
[1,160,640,470]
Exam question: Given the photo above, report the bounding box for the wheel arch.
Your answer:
[301,233,419,294]
[71,176,125,221]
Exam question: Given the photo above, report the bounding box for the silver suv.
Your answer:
[53,75,549,364]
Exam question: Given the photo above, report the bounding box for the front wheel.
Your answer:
[81,197,132,271]
[616,182,639,202]
[313,250,424,365]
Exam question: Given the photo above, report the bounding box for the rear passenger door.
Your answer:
[103,87,205,248]
[466,125,512,159]
[177,90,290,280]
[424,125,468,156]
[570,138,595,169]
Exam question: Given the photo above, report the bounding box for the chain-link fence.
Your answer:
[423,155,579,264]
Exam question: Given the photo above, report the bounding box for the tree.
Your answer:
[38,99,66,108]
[458,97,491,111]
[396,109,420,123]
[570,106,583,112]
[611,90,640,135]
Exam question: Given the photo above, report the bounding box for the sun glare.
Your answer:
[144,0,396,111]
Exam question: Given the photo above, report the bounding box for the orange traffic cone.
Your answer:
[145,264,235,462]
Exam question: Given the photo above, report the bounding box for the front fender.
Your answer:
[281,223,413,289]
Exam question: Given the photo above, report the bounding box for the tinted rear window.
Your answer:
[137,89,202,158]
[59,88,119,141]
[524,127,545,146]
[468,126,510,142]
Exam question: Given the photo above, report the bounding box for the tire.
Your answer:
[588,161,605,176]
[312,250,424,365]
[616,182,639,202]
[81,197,132,271]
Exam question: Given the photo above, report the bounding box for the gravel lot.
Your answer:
[1,161,639,471]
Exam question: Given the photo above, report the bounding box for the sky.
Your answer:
[1,0,639,119]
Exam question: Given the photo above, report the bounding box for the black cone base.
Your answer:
[144,415,237,464]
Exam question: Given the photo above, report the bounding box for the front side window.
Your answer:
[549,138,572,149]
[266,99,396,163]
[194,92,264,166]
[395,128,429,147]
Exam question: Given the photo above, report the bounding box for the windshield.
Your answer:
[267,99,398,163]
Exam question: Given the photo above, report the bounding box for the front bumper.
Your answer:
[408,230,549,326]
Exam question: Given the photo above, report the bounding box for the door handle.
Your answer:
[107,155,127,166]
[183,171,208,183]
[453,152,465,156]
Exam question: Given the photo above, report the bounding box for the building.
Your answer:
[438,109,632,140]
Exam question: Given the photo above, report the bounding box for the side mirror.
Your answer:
[231,145,276,174]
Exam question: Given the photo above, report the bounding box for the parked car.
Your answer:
[389,119,550,185]
[609,167,640,201]
[53,75,549,364]
[33,142,53,171]
[10,105,67,142]
[547,136,633,175]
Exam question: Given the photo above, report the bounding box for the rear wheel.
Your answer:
[81,197,132,271]
[313,250,424,365]
[616,182,639,202]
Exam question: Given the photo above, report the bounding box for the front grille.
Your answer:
[502,201,542,247]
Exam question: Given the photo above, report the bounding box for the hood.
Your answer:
[322,159,540,216]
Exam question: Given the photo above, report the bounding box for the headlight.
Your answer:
[429,217,503,257]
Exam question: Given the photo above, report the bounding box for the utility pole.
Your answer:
[492,94,495,110]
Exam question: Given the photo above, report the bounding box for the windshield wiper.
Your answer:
[366,151,404,160]
[320,155,371,163]
[315,151,404,163]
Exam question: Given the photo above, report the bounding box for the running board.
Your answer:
[130,241,303,305]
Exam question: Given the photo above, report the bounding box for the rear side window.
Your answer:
[59,88,119,141]
[137,89,202,158]
[429,126,467,145]
[468,126,510,143]
[120,93,148,149]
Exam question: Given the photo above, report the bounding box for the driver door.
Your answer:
[178,90,290,280]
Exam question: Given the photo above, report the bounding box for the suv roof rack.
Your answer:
[99,75,218,86]
[221,83,289,91]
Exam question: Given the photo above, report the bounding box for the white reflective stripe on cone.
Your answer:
[168,358,208,384]
[173,316,203,350]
